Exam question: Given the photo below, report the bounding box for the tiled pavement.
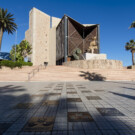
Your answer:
[0,81,135,135]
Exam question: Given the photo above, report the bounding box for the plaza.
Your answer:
[0,81,135,135]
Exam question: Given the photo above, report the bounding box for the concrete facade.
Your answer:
[25,8,61,66]
[25,8,123,69]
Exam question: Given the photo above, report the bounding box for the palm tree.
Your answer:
[125,39,135,65]
[0,8,17,51]
[129,21,135,29]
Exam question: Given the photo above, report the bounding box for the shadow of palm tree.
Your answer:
[80,71,106,81]
[1,82,135,135]
[110,91,135,100]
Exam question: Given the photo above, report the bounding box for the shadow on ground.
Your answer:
[80,71,106,81]
[0,82,135,135]
[110,91,135,100]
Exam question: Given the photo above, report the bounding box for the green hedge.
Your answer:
[0,60,33,69]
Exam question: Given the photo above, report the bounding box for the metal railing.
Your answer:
[28,64,43,81]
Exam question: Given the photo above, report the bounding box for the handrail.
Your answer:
[28,64,43,81]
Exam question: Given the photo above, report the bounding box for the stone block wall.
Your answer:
[25,8,61,66]
[63,60,123,69]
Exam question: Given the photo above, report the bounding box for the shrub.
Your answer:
[21,61,33,66]
[0,60,33,69]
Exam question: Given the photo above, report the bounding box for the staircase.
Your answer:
[31,66,135,81]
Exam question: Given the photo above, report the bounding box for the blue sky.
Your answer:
[0,0,135,66]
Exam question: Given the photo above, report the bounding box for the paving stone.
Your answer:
[97,108,125,116]
[22,117,55,132]
[0,123,12,134]
[68,112,94,122]
[14,103,33,109]
[42,100,59,106]
[86,96,102,100]
[67,92,77,94]
[81,90,91,93]
[67,98,82,102]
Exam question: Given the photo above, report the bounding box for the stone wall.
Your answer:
[25,8,61,66]
[49,27,56,65]
[63,60,123,69]
[52,16,61,27]
[33,8,50,65]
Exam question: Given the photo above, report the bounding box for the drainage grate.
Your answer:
[14,103,33,109]
[68,112,94,122]
[23,117,55,132]
[42,100,59,106]
[97,108,125,116]
[0,123,12,134]
[67,98,82,102]
[86,96,102,100]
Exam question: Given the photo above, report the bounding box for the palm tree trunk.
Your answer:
[132,51,135,65]
[0,28,3,51]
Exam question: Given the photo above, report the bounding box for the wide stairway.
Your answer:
[31,66,135,81]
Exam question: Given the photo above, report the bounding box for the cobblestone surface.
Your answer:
[0,81,135,135]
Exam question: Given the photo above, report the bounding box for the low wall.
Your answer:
[63,60,123,69]
[84,53,107,60]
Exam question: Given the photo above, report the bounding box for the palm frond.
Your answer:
[0,8,17,34]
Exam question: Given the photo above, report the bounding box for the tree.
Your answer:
[125,39,135,65]
[129,21,135,29]
[10,40,32,62]
[0,8,17,51]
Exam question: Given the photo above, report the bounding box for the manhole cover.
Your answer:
[23,117,55,132]
[68,112,94,122]
[0,123,12,134]
[67,98,82,102]
[42,100,59,106]
[67,92,77,94]
[14,103,33,109]
[86,96,102,100]
[97,108,125,116]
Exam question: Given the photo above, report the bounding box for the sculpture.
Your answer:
[88,36,98,53]
[72,48,82,60]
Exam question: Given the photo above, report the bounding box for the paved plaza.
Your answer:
[0,81,135,135]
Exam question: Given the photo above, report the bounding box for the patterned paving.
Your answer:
[23,117,55,132]
[0,81,135,135]
[97,108,125,116]
[68,112,94,122]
